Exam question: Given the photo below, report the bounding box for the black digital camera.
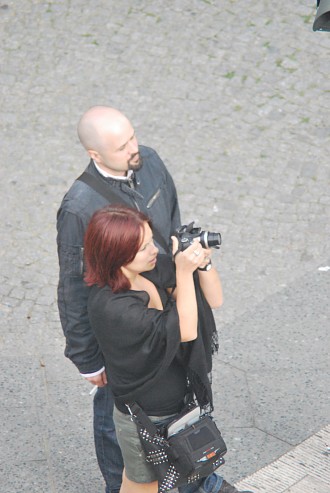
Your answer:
[175,222,221,251]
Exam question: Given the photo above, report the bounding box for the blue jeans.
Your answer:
[95,386,224,493]
[94,386,123,493]
[179,473,224,493]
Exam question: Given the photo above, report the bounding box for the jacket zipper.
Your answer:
[147,188,161,209]
[80,247,84,275]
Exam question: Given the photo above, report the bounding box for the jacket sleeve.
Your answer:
[57,209,104,374]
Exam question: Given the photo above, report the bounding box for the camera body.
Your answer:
[175,222,221,252]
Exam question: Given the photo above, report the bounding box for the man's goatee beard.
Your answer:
[128,155,143,171]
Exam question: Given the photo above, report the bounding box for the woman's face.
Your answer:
[121,222,159,277]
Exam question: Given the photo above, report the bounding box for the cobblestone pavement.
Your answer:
[1,1,329,492]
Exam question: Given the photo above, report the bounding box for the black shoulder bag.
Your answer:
[126,401,227,493]
[77,171,170,253]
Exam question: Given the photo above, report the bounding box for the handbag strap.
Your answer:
[77,171,170,254]
[126,402,159,435]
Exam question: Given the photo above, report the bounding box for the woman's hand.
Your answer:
[172,237,223,309]
[197,247,212,270]
[171,236,209,272]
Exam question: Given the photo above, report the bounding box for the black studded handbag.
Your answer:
[126,402,227,493]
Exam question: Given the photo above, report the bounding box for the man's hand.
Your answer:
[85,370,108,387]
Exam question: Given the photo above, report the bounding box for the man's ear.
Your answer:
[88,149,100,162]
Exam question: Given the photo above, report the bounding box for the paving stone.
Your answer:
[0,0,329,490]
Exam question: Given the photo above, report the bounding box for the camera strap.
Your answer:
[77,171,170,254]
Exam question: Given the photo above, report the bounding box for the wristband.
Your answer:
[198,259,212,271]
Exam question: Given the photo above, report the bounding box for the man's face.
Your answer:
[91,119,141,176]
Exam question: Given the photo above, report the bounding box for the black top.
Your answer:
[88,256,218,415]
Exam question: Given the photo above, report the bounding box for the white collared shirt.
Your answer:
[94,161,134,181]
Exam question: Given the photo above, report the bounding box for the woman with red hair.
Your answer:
[84,205,223,493]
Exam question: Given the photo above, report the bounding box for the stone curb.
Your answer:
[235,424,330,493]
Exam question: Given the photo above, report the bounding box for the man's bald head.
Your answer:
[78,106,130,152]
[77,106,140,176]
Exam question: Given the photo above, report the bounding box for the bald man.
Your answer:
[57,106,181,493]
[78,107,142,174]
[57,107,253,493]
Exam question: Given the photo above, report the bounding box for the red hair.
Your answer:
[84,205,152,292]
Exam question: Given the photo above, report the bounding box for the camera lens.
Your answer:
[200,232,221,249]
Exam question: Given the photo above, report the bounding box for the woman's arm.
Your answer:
[197,264,223,308]
[171,237,208,342]
[169,246,223,309]
[196,247,223,308]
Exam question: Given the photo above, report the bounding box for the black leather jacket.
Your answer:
[57,145,181,374]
